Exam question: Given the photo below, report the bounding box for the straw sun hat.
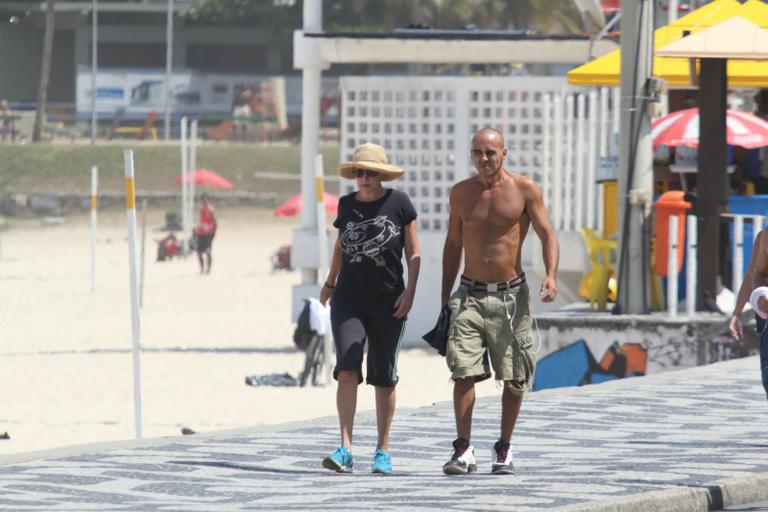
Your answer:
[338,143,404,181]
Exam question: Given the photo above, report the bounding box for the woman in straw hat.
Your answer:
[319,142,421,475]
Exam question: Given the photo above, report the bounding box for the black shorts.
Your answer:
[330,301,406,387]
[196,234,214,252]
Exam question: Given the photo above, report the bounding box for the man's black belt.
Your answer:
[460,273,526,292]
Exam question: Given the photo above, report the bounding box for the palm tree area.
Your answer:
[186,0,582,34]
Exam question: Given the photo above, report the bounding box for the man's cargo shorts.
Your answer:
[445,274,536,395]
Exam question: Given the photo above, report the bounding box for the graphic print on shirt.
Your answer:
[341,215,400,266]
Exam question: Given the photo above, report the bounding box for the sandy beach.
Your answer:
[0,207,507,455]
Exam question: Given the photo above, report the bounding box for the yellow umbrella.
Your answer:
[567,0,768,87]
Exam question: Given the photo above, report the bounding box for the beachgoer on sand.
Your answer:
[195,193,217,274]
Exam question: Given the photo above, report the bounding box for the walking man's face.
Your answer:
[470,133,507,178]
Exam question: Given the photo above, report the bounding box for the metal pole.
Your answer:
[180,117,188,251]
[90,0,98,145]
[163,0,174,140]
[90,166,98,293]
[616,0,654,314]
[587,90,598,229]
[188,120,198,234]
[668,0,679,23]
[667,215,679,318]
[755,215,765,239]
[686,215,697,317]
[599,87,608,157]
[733,215,744,295]
[139,198,147,308]
[123,150,144,439]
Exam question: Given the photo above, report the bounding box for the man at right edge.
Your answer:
[441,127,559,475]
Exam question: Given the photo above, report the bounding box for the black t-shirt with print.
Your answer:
[332,188,418,312]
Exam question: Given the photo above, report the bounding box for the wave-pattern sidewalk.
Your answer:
[1,357,768,511]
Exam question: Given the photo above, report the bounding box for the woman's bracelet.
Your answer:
[324,282,335,289]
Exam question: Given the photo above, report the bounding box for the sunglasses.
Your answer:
[355,169,379,179]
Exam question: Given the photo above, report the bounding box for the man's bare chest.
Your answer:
[460,191,525,228]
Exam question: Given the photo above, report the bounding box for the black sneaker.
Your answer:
[491,439,515,475]
[442,437,477,475]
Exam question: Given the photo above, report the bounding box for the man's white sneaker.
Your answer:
[442,438,477,475]
[491,439,515,475]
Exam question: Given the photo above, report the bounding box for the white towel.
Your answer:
[749,286,768,319]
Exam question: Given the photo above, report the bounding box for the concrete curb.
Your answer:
[556,472,768,512]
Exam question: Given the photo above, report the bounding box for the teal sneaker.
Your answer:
[371,448,392,475]
[322,446,353,473]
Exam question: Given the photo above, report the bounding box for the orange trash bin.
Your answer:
[654,191,692,276]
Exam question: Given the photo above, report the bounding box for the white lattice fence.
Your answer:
[340,77,619,236]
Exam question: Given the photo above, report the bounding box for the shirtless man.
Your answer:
[728,228,768,399]
[441,128,559,475]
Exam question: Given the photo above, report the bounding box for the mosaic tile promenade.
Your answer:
[2,357,768,511]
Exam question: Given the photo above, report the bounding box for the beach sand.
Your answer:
[0,207,506,455]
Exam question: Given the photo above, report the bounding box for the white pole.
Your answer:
[612,87,620,137]
[90,165,98,293]
[180,117,188,251]
[687,215,697,317]
[188,120,198,235]
[163,0,173,140]
[564,94,574,230]
[299,0,323,287]
[575,94,585,230]
[668,0,679,23]
[553,93,563,230]
[315,154,333,384]
[139,198,147,309]
[542,93,551,208]
[667,215,679,317]
[754,215,764,240]
[90,0,98,145]
[123,150,144,439]
[599,87,609,157]
[587,90,598,229]
[733,215,744,295]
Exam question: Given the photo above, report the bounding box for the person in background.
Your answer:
[319,143,421,475]
[728,228,768,400]
[1,100,15,142]
[195,193,217,274]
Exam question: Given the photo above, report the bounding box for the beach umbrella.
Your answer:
[652,108,768,150]
[274,193,339,217]
[176,169,234,189]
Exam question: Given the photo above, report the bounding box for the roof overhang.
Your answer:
[0,1,194,14]
[656,16,768,60]
[294,30,618,69]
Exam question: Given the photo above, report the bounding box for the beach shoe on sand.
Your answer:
[442,437,476,475]
[322,446,353,473]
[371,448,392,475]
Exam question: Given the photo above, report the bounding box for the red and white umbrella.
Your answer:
[652,108,768,150]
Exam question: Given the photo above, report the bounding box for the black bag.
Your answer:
[422,304,451,356]
[293,299,315,351]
